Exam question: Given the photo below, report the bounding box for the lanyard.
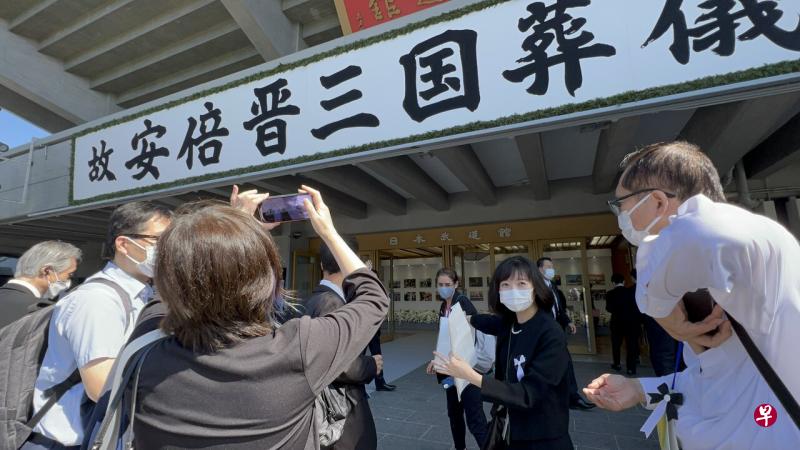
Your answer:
[671,342,684,389]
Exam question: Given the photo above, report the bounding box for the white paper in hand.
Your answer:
[448,303,476,400]
[436,317,450,358]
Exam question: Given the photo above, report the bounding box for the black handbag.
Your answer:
[481,330,513,450]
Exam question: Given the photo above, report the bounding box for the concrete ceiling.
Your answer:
[0,0,344,131]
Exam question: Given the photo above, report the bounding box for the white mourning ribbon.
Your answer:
[513,355,526,381]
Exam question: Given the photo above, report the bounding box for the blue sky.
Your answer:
[0,109,49,149]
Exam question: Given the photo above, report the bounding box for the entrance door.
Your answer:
[537,238,595,354]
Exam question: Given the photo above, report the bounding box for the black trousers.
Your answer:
[445,384,488,450]
[366,329,388,388]
[642,315,681,376]
[610,317,640,372]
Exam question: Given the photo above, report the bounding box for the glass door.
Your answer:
[537,238,595,354]
[453,244,492,312]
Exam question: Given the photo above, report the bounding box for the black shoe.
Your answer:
[626,369,637,376]
[376,384,396,391]
[384,383,397,389]
[611,364,622,371]
[570,397,596,410]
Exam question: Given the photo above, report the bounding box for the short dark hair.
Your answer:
[435,267,459,284]
[536,256,552,268]
[156,204,284,353]
[611,273,625,285]
[319,237,358,275]
[105,201,173,259]
[619,141,725,202]
[489,256,554,323]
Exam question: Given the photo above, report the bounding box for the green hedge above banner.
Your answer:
[69,58,800,205]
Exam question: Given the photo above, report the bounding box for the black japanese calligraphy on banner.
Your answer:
[503,0,616,96]
[178,102,230,170]
[70,0,800,203]
[643,0,800,64]
[243,78,301,157]
[312,65,380,139]
[400,29,480,122]
[125,119,169,181]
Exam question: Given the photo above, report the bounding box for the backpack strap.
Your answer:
[729,314,800,429]
[26,278,135,430]
[81,278,134,330]
[25,369,82,430]
[91,330,166,450]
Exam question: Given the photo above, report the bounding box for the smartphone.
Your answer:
[682,288,717,326]
[259,193,311,223]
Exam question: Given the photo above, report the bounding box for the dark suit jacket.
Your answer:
[547,283,571,331]
[605,285,640,323]
[304,284,378,450]
[0,282,41,329]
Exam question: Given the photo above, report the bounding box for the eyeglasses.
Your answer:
[607,189,675,216]
[124,234,160,243]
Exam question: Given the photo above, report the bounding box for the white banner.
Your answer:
[71,0,800,202]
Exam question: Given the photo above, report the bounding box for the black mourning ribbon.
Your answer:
[648,383,684,421]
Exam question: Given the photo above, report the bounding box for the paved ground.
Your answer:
[369,360,660,450]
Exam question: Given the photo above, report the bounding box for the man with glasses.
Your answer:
[584,141,800,448]
[26,202,172,450]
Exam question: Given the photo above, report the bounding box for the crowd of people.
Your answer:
[0,141,798,449]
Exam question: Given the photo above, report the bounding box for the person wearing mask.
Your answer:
[303,238,382,450]
[26,202,172,449]
[605,273,641,375]
[584,141,800,448]
[537,257,595,410]
[131,186,390,448]
[425,268,491,450]
[435,256,573,450]
[0,241,81,329]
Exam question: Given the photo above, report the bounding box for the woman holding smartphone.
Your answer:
[435,256,572,450]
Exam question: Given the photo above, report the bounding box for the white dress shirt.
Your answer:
[32,262,153,445]
[6,279,41,298]
[319,279,345,301]
[635,194,800,448]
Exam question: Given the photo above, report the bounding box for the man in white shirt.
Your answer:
[25,202,172,449]
[584,141,800,449]
[0,241,81,329]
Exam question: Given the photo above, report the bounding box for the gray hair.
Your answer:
[14,241,83,278]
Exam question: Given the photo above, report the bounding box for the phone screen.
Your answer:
[259,193,311,223]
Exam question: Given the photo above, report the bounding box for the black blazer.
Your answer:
[304,284,378,450]
[605,285,640,322]
[548,284,571,331]
[0,282,41,329]
[471,310,571,446]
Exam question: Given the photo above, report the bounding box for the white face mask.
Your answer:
[46,271,71,299]
[617,193,663,247]
[499,288,534,312]
[125,238,156,278]
[544,268,556,280]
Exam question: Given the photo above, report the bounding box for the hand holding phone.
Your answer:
[259,193,312,223]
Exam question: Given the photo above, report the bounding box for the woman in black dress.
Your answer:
[434,256,573,450]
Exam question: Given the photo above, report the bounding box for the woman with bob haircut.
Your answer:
[131,186,390,449]
[435,256,572,449]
